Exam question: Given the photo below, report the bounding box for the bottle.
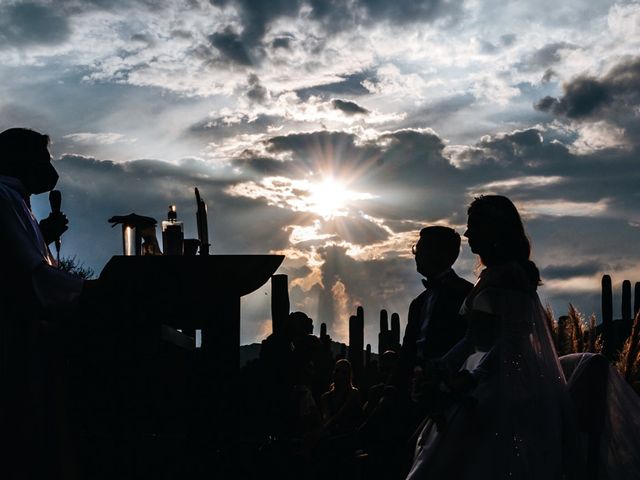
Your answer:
[161,205,184,255]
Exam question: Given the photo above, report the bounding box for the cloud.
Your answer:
[210,0,460,52]
[232,153,293,176]
[329,278,353,342]
[518,42,579,71]
[211,0,304,48]
[63,132,136,145]
[208,27,252,65]
[541,69,557,84]
[0,2,71,47]
[476,175,565,192]
[224,175,376,220]
[535,56,640,120]
[542,262,605,280]
[354,0,461,24]
[5,0,640,347]
[331,99,369,115]
[271,35,293,49]
[188,113,281,141]
[295,71,376,99]
[500,33,517,46]
[520,198,610,218]
[445,127,566,168]
[246,73,269,103]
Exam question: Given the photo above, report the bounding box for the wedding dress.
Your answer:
[406,262,579,479]
[560,352,640,479]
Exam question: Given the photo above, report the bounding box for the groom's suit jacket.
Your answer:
[397,269,473,389]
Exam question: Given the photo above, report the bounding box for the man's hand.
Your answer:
[39,212,69,245]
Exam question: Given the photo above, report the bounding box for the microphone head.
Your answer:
[49,190,62,213]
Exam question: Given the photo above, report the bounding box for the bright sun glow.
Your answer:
[307,178,374,219]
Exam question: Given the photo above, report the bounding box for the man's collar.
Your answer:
[421,268,454,289]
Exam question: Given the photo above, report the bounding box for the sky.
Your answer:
[1,0,640,349]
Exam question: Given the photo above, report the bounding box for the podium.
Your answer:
[71,255,283,478]
[98,254,283,377]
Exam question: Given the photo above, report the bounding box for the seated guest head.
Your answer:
[331,358,354,391]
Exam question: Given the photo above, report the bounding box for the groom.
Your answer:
[397,226,473,395]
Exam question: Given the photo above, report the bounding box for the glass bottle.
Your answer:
[161,205,184,255]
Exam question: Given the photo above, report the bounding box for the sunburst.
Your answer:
[306,176,375,220]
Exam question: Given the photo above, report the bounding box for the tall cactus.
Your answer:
[349,307,365,383]
[378,309,389,354]
[622,280,632,340]
[320,322,331,351]
[271,274,289,335]
[602,275,613,359]
[635,282,640,318]
[391,312,401,351]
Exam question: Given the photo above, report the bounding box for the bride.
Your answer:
[406,195,579,479]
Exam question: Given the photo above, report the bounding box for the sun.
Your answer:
[306,177,373,219]
[307,178,349,219]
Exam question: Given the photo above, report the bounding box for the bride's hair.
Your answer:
[468,195,541,285]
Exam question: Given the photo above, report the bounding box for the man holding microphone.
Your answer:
[0,127,88,478]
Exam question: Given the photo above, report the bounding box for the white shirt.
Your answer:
[0,176,83,311]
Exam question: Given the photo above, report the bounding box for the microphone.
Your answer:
[49,190,62,262]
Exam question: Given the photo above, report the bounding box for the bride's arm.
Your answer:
[440,330,474,373]
[451,289,501,381]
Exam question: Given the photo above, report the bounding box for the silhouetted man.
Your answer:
[0,127,87,478]
[397,226,473,394]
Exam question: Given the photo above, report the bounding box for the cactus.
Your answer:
[271,274,289,335]
[602,275,613,359]
[320,322,331,351]
[365,344,371,368]
[339,343,347,360]
[622,280,633,342]
[635,282,640,317]
[378,309,389,354]
[348,307,365,383]
[391,312,401,351]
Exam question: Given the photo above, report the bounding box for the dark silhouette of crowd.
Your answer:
[242,312,404,480]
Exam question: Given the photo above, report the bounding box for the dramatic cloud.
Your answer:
[5,0,640,346]
[0,2,71,46]
[209,27,253,65]
[518,42,579,71]
[210,0,461,50]
[246,73,269,103]
[535,56,640,120]
[296,71,375,99]
[331,99,369,115]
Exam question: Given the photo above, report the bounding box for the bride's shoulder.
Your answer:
[463,262,538,314]
[479,262,537,293]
